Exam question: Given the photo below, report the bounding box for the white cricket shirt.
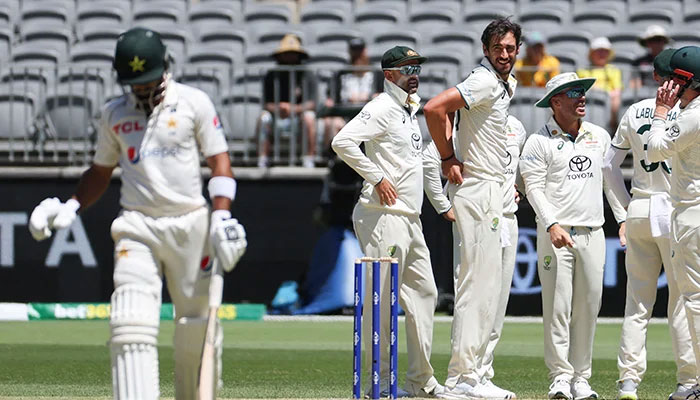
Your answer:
[648,96,700,207]
[503,115,528,215]
[520,117,612,228]
[331,79,425,216]
[454,57,517,182]
[93,81,228,217]
[611,98,679,198]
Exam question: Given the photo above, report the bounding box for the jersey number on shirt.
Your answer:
[638,124,671,174]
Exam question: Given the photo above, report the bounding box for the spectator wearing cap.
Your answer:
[332,46,444,398]
[322,38,383,153]
[577,37,623,132]
[515,31,560,87]
[256,34,318,168]
[631,25,671,89]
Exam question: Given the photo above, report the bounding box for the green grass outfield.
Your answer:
[0,318,679,399]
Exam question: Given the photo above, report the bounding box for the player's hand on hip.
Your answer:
[375,178,398,206]
[549,224,574,249]
[442,208,456,222]
[618,221,627,248]
[29,197,80,241]
[210,210,247,273]
[441,157,463,185]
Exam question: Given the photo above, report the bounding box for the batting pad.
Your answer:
[175,317,223,400]
[110,284,161,400]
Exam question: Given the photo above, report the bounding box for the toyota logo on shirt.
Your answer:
[567,155,593,180]
[569,155,591,172]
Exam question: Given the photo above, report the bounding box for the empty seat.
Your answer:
[11,43,64,67]
[571,9,619,36]
[509,87,549,134]
[188,1,239,31]
[19,22,73,56]
[409,6,456,32]
[371,29,421,48]
[196,26,247,57]
[20,1,73,25]
[187,44,240,71]
[683,3,700,29]
[305,46,348,72]
[232,72,264,98]
[0,88,37,140]
[244,4,292,31]
[75,0,130,26]
[608,29,647,56]
[299,4,346,30]
[583,89,611,129]
[0,4,15,26]
[463,4,516,36]
[220,92,262,141]
[44,91,96,140]
[140,24,192,66]
[627,9,675,30]
[517,8,566,35]
[354,8,402,30]
[132,1,183,25]
[361,0,408,14]
[75,22,123,51]
[316,28,366,48]
[244,44,278,70]
[0,66,50,99]
[429,30,478,57]
[57,65,108,105]
[175,66,226,103]
[420,49,462,88]
[69,42,115,67]
[668,30,700,49]
[0,26,12,60]
[546,32,594,61]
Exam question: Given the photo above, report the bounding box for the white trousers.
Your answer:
[352,205,439,393]
[478,213,518,381]
[538,224,605,381]
[618,198,696,385]
[445,178,503,388]
[671,204,700,383]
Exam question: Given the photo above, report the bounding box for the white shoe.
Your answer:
[302,155,315,168]
[481,379,516,399]
[617,379,638,400]
[571,378,598,400]
[408,382,445,398]
[548,378,572,400]
[438,381,500,399]
[257,155,269,168]
[669,383,700,400]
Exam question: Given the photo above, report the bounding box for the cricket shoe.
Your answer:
[668,383,700,400]
[481,379,516,399]
[548,378,572,400]
[406,382,445,398]
[617,379,638,400]
[571,378,598,400]
[438,381,508,399]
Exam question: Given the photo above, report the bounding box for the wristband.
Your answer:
[208,176,236,201]
[546,222,558,232]
[441,153,455,162]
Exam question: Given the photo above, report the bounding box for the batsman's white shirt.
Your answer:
[520,118,617,228]
[454,58,517,182]
[332,79,424,216]
[611,98,678,199]
[94,81,228,217]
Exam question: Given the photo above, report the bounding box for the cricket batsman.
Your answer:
[647,45,700,400]
[603,48,696,400]
[27,28,247,400]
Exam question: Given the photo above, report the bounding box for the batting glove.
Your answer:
[210,210,247,273]
[29,198,80,241]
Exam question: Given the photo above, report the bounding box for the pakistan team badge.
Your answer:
[387,245,397,257]
[490,217,499,231]
[543,255,552,270]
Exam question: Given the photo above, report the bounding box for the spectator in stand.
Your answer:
[630,25,671,89]
[515,31,560,88]
[256,34,318,168]
[323,38,383,154]
[577,37,623,132]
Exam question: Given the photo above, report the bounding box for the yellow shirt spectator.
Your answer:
[576,65,623,92]
[515,54,560,87]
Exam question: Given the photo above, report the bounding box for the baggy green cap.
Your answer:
[113,28,167,85]
[381,46,427,69]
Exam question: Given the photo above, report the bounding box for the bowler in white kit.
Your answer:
[28,28,247,400]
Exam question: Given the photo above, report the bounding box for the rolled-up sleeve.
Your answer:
[519,135,557,228]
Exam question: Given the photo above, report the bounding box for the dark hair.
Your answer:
[481,17,522,49]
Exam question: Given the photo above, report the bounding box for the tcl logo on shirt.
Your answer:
[113,120,145,135]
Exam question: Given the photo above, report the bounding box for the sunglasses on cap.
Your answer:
[383,65,422,76]
[560,87,586,99]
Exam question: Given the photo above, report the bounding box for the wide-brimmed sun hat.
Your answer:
[273,34,308,59]
[589,37,615,62]
[535,72,596,108]
[638,25,670,46]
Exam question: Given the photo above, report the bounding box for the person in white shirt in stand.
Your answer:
[423,17,521,399]
[332,45,444,398]
[423,115,527,399]
[27,28,247,400]
[520,72,626,400]
[603,48,696,400]
[647,45,700,400]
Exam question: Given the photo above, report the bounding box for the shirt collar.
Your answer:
[125,77,179,110]
[479,57,516,96]
[683,94,700,110]
[384,78,421,116]
[545,116,589,141]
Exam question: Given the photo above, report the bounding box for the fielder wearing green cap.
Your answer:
[29,27,247,400]
[603,46,695,400]
[331,44,444,398]
[521,71,627,400]
[646,45,700,400]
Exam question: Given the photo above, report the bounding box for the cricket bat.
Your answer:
[198,258,223,400]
